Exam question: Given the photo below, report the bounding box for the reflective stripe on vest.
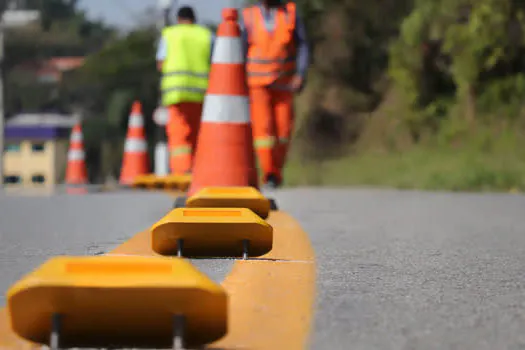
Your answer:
[170,145,192,157]
[161,24,212,106]
[254,136,276,149]
[243,3,297,88]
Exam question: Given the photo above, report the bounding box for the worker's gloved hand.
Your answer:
[290,75,305,93]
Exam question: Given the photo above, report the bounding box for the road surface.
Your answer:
[1,188,525,349]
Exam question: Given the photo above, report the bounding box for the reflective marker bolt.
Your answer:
[50,313,62,350]
[172,314,185,350]
[177,239,184,257]
[242,240,249,260]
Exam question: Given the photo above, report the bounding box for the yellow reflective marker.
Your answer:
[132,174,191,191]
[165,174,192,191]
[186,186,271,219]
[131,174,158,189]
[6,256,228,349]
[151,207,273,258]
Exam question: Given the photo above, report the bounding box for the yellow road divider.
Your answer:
[132,174,191,192]
[6,255,228,349]
[186,186,271,219]
[217,260,316,349]
[165,174,192,191]
[131,173,158,189]
[151,207,273,258]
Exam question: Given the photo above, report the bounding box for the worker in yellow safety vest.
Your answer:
[156,6,214,175]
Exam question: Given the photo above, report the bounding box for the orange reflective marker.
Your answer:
[186,186,272,219]
[164,174,192,191]
[131,173,159,189]
[6,256,228,350]
[131,174,191,191]
[151,207,273,259]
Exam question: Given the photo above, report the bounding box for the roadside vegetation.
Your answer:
[285,0,525,192]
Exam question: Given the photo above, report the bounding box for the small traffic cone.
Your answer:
[65,122,88,185]
[119,101,149,185]
[187,8,258,197]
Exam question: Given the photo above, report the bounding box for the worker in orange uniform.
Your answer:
[241,0,310,189]
[156,6,214,175]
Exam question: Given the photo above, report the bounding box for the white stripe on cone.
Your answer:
[124,138,148,152]
[129,114,144,128]
[201,94,250,124]
[68,149,85,161]
[212,37,245,64]
[70,132,82,142]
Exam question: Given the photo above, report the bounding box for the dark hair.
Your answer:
[177,6,196,23]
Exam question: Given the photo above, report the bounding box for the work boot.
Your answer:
[263,173,282,190]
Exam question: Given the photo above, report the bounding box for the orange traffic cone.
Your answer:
[65,122,88,185]
[119,101,149,185]
[187,8,258,197]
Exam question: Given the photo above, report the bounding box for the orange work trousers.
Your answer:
[249,86,295,184]
[166,102,203,175]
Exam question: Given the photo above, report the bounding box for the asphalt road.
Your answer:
[2,188,525,349]
[0,190,234,306]
[276,188,525,350]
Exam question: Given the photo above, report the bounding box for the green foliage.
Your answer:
[285,123,525,192]
[283,0,525,191]
[62,26,158,117]
[106,90,136,127]
[388,0,525,134]
[79,29,157,91]
[4,0,115,116]
[476,74,525,121]
[442,1,508,98]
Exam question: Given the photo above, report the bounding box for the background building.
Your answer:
[3,113,77,188]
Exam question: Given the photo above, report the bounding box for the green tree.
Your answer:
[390,0,525,137]
[62,26,160,179]
[4,0,115,115]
